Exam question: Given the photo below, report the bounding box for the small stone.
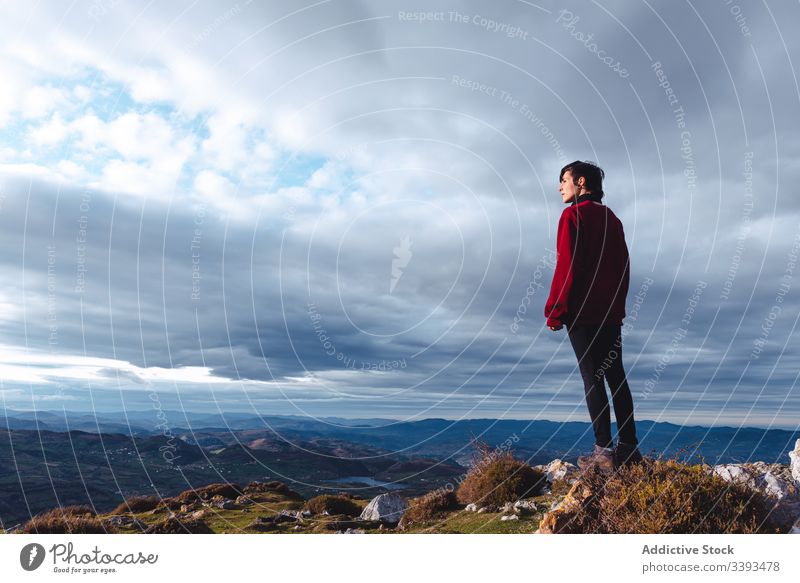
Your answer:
[272,510,301,524]
[514,500,538,514]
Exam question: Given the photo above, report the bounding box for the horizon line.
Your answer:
[3,408,798,432]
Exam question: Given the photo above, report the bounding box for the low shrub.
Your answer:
[175,482,243,503]
[244,480,304,500]
[456,441,546,509]
[304,494,361,517]
[399,489,459,528]
[111,495,161,514]
[21,506,114,534]
[144,517,214,534]
[567,457,784,533]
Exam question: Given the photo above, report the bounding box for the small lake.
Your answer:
[329,476,408,490]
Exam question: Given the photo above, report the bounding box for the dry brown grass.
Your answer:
[456,440,546,509]
[244,480,305,500]
[399,488,459,528]
[566,456,784,533]
[144,516,214,534]
[20,505,115,534]
[111,495,162,514]
[174,482,243,503]
[304,494,361,516]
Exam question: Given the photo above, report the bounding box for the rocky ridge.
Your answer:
[8,440,800,535]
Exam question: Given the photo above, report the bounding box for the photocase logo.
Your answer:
[390,235,413,293]
[20,543,46,571]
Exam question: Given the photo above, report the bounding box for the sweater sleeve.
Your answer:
[544,210,579,327]
[620,224,630,312]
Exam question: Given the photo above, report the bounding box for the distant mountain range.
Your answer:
[3,408,797,464]
[2,409,798,529]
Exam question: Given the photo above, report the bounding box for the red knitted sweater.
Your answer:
[544,197,630,328]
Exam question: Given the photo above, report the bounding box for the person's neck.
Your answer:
[573,191,601,205]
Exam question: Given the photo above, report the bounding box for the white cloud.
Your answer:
[0,343,236,386]
[194,169,237,201]
[29,112,70,146]
[76,111,184,162]
[69,113,106,149]
[21,84,67,119]
[0,162,59,180]
[0,58,27,127]
[34,111,201,197]
[307,160,345,191]
[201,112,253,172]
[272,109,314,151]
[192,169,298,222]
[98,151,191,198]
[55,159,89,181]
[0,363,49,384]
[72,84,92,103]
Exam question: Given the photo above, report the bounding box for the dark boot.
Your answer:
[614,441,643,467]
[577,444,617,474]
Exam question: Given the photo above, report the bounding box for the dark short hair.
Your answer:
[560,160,605,199]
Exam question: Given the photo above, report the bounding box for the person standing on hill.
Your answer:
[544,160,643,473]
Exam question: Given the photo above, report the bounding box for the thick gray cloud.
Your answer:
[0,0,797,429]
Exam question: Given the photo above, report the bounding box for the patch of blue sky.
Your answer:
[9,69,365,204]
[0,117,30,152]
[56,72,207,138]
[0,117,107,181]
[268,152,329,191]
[181,110,212,142]
[84,81,139,120]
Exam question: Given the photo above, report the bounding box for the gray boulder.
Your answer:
[533,459,578,483]
[790,439,800,487]
[712,461,800,533]
[712,463,798,500]
[359,493,407,523]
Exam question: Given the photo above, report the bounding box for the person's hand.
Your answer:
[549,324,563,331]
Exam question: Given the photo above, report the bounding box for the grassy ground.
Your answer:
[104,485,567,534]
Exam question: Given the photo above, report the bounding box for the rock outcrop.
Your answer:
[536,477,597,534]
[711,461,800,533]
[789,439,800,486]
[536,447,800,534]
[359,493,407,523]
[533,459,579,484]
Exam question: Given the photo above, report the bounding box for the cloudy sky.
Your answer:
[0,0,798,430]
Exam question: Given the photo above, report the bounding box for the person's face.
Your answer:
[559,170,584,204]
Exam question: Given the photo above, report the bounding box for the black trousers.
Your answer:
[567,323,639,448]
